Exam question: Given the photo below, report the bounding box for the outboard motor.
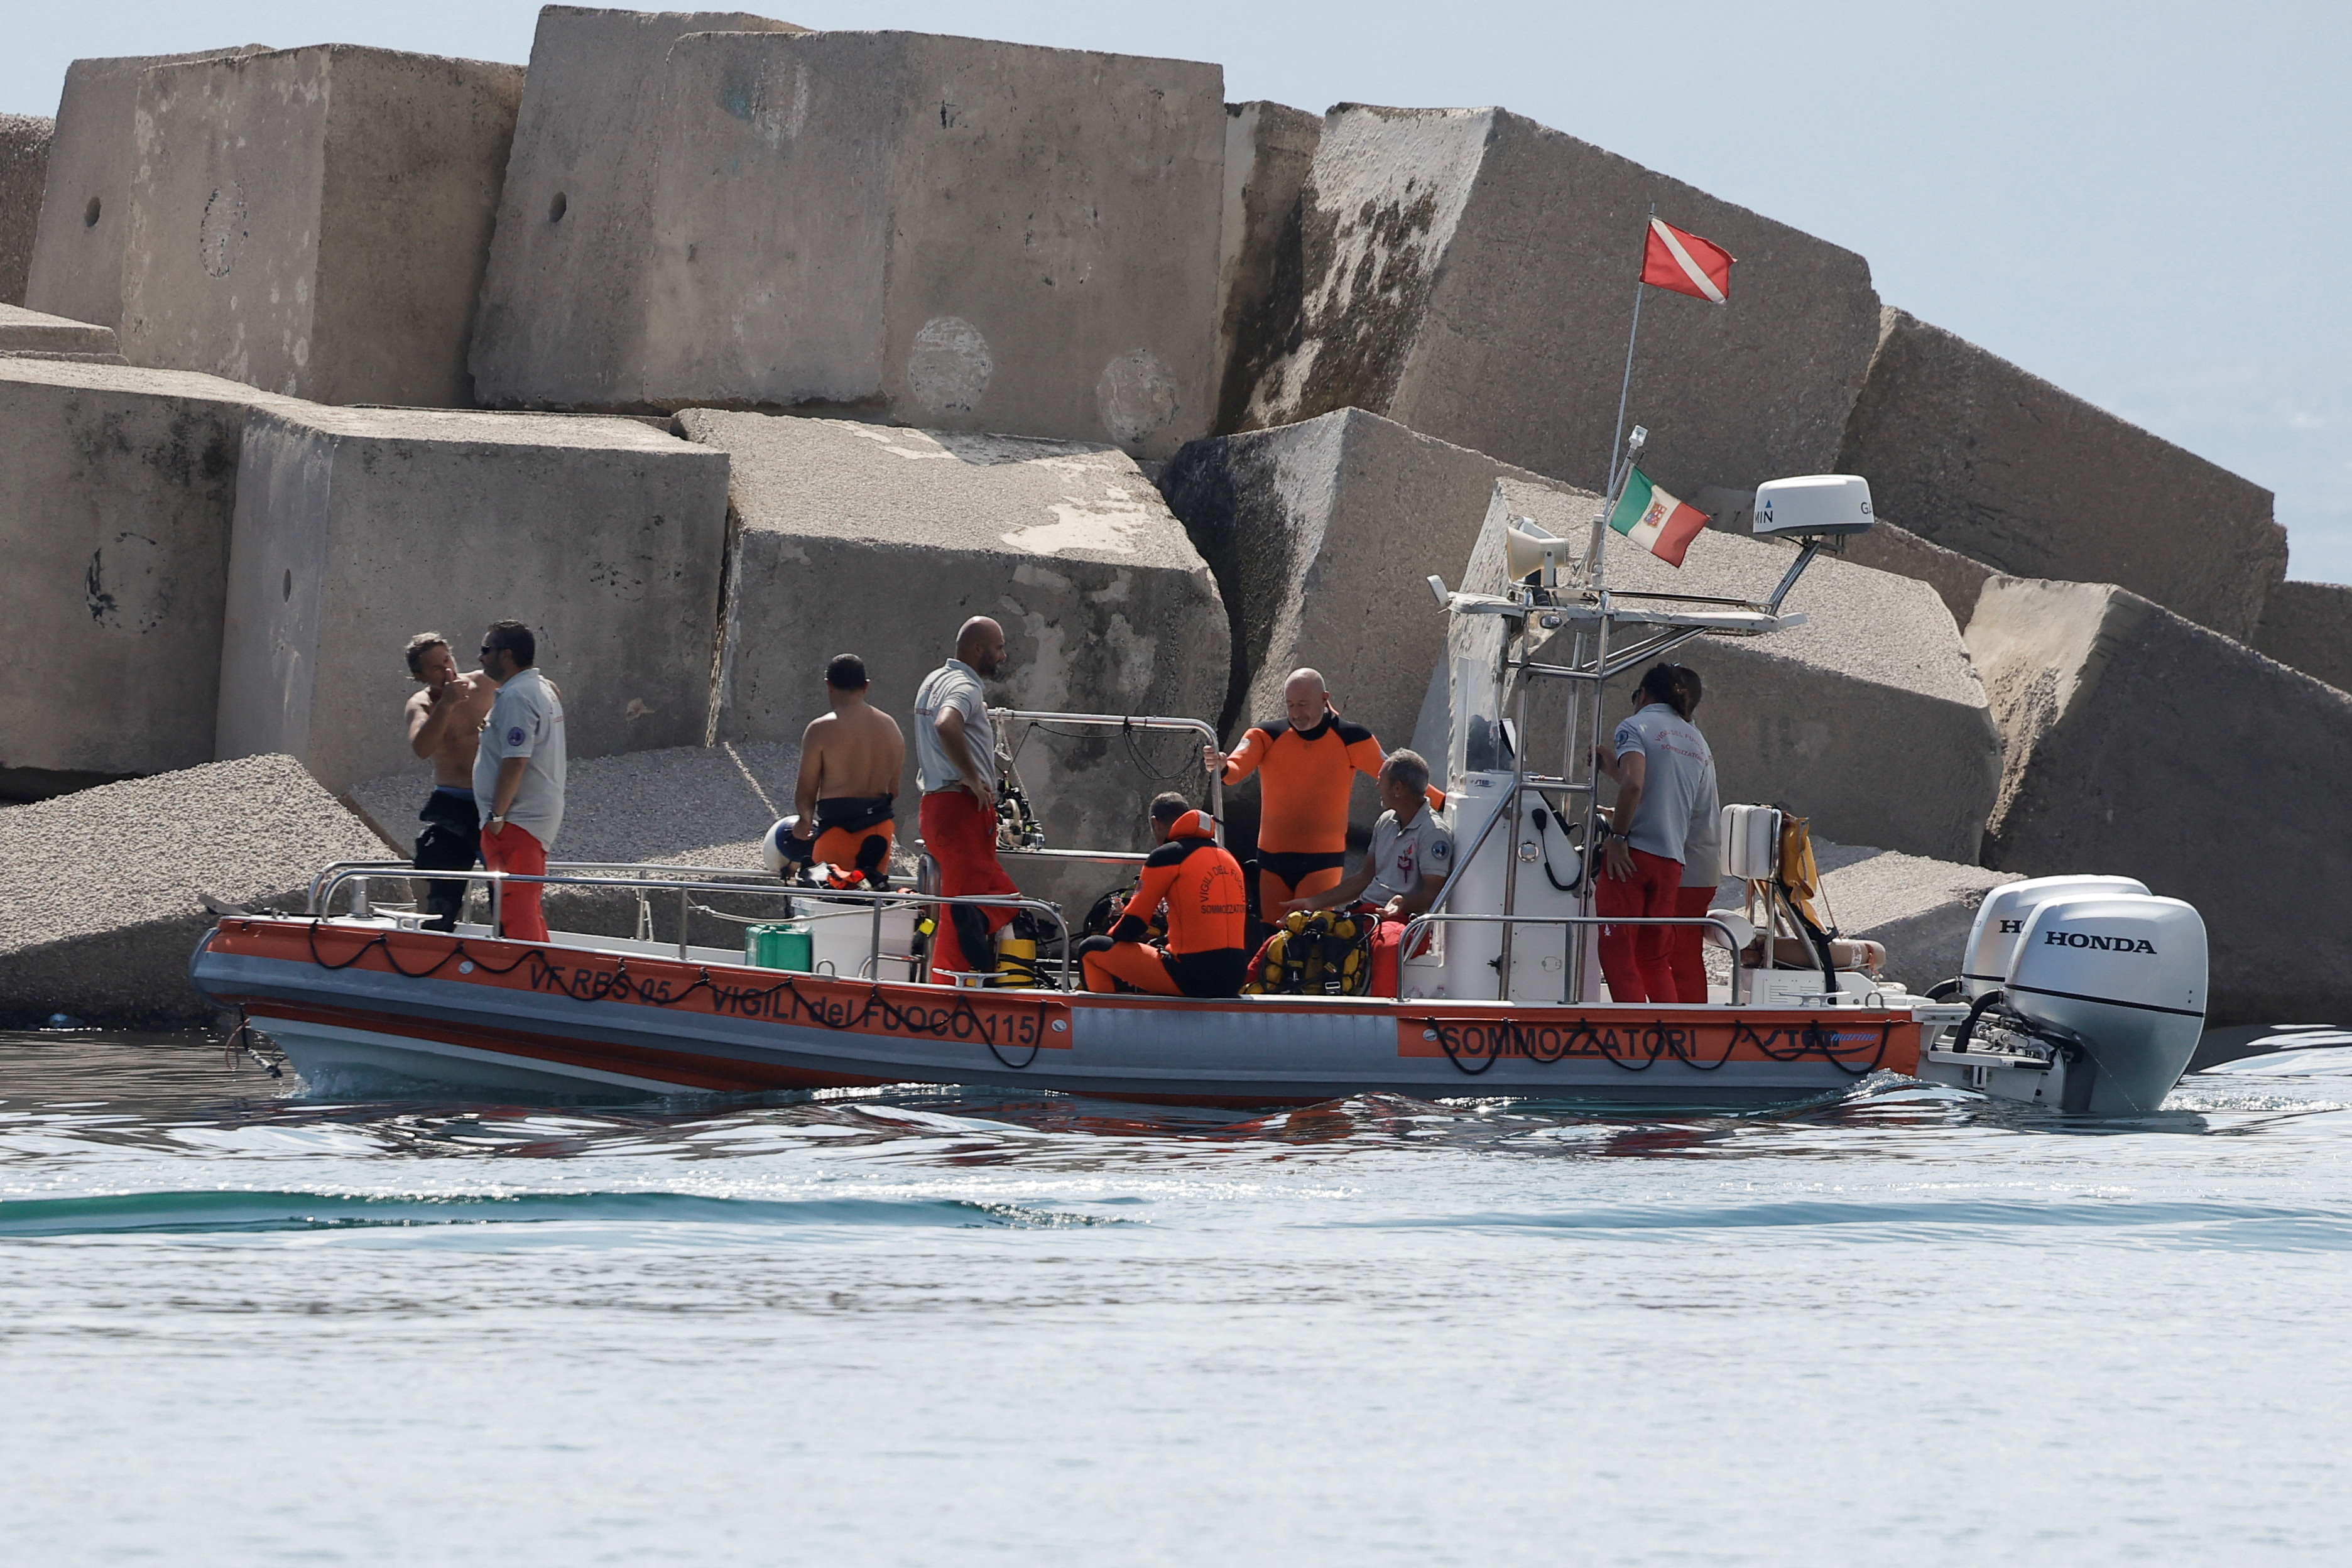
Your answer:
[1961,874,2150,999]
[2005,894,2206,1115]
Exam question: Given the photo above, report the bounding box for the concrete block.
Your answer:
[1212,100,1319,433]
[24,48,270,332]
[0,302,121,357]
[0,359,301,783]
[2252,581,2352,695]
[1162,406,1565,758]
[1834,518,2000,629]
[626,31,1224,458]
[469,7,805,412]
[214,405,731,794]
[1836,308,2287,640]
[1420,478,2003,863]
[1233,104,1882,501]
[1968,575,2352,1024]
[676,410,1229,861]
[120,45,524,406]
[0,114,51,305]
[0,754,388,1028]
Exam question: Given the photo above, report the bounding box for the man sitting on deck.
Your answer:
[1270,750,1453,996]
[1077,793,1250,998]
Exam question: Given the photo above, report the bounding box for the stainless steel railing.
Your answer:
[301,861,1078,990]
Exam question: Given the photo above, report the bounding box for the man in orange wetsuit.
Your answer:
[1077,793,1250,997]
[1206,668,1442,919]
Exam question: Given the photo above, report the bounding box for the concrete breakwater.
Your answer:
[1,6,2341,1028]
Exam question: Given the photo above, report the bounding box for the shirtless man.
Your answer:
[788,654,908,888]
[401,631,497,930]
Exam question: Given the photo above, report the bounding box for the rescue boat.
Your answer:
[190,464,2210,1113]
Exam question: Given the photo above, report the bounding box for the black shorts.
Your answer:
[1255,849,1348,893]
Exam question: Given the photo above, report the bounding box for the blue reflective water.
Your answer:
[6,1030,2351,1565]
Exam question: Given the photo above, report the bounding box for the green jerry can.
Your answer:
[744,920,814,972]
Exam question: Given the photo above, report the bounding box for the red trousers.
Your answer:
[1595,846,1681,1003]
[480,821,549,943]
[920,789,1020,979]
[1669,883,1716,1006]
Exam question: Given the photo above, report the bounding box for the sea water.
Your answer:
[4,1031,2351,1566]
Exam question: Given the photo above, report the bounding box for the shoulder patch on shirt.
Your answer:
[506,726,526,747]
[1430,837,1451,860]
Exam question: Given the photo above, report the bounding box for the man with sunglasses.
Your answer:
[472,620,567,943]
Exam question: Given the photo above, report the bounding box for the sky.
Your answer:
[7,0,2348,581]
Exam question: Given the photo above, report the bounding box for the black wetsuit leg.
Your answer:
[415,790,481,932]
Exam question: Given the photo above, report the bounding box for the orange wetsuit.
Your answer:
[1221,714,1386,906]
[1221,714,1442,908]
[1079,810,1249,996]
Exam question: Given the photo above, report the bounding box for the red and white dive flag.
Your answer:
[1608,468,1711,568]
[1640,217,1734,303]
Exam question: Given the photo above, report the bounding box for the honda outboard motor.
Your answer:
[1960,874,2150,999]
[2005,894,2206,1115]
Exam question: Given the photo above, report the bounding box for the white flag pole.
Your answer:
[1580,205,1655,590]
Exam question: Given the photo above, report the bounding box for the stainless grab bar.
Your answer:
[303,864,1079,991]
[989,709,1224,846]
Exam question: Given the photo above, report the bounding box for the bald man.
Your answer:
[913,616,1022,980]
[1206,668,1426,918]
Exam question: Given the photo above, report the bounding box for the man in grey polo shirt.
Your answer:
[474,619,567,944]
[1594,662,1711,1003]
[913,616,1019,979]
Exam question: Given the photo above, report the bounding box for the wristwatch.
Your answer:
[486,812,506,830]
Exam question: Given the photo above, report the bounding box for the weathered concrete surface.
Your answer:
[1162,407,1569,756]
[677,411,1229,859]
[634,31,1224,459]
[469,8,805,411]
[1212,101,1319,434]
[0,302,121,357]
[0,114,51,305]
[120,45,523,407]
[2252,581,2352,695]
[1800,838,2019,988]
[24,48,270,331]
[0,754,386,1028]
[1968,575,2352,1024]
[1418,479,2002,863]
[215,405,731,794]
[1234,105,1882,501]
[1834,518,2000,629]
[0,359,300,780]
[1837,308,2286,640]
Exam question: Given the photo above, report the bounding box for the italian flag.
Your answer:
[1608,468,1710,567]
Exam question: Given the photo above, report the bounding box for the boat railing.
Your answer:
[1397,912,1753,1006]
[986,709,1225,849]
[301,861,1080,989]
